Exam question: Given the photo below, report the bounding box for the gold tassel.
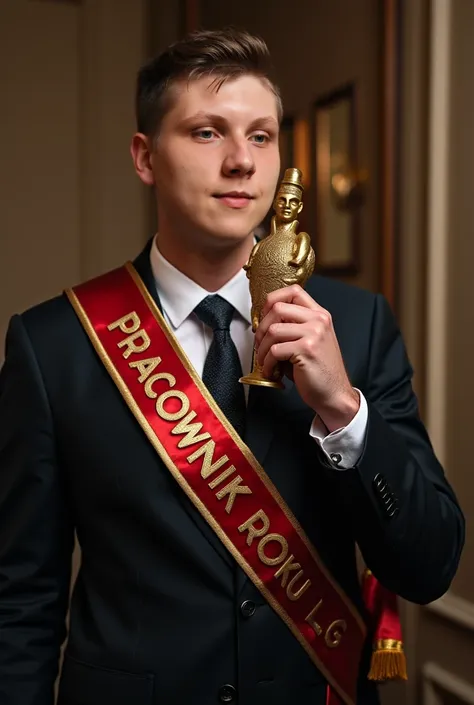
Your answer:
[368,640,408,682]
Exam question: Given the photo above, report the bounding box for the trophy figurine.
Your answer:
[240,167,316,388]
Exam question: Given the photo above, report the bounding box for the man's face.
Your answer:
[150,74,281,246]
[274,192,303,222]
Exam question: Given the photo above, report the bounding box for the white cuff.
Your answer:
[309,389,368,470]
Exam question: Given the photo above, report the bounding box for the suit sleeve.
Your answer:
[332,294,465,604]
[0,315,74,705]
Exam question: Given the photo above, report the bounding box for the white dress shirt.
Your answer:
[149,237,368,469]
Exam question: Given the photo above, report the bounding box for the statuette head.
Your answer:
[273,168,304,222]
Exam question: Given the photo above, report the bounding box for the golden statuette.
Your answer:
[240,167,316,389]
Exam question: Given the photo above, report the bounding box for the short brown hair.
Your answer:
[136,28,283,136]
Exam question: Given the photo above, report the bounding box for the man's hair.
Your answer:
[136,28,283,136]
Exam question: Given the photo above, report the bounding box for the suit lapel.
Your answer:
[132,241,233,570]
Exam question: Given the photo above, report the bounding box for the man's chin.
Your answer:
[201,220,257,246]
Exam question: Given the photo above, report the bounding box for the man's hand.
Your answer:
[255,285,360,432]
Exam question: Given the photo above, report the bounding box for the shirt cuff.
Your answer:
[309,389,368,470]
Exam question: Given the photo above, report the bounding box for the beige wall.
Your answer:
[0,0,82,353]
[0,0,150,360]
[200,0,382,293]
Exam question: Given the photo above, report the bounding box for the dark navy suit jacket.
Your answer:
[0,241,464,705]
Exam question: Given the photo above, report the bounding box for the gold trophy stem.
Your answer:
[239,348,285,389]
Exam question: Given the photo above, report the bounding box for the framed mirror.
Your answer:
[313,84,362,274]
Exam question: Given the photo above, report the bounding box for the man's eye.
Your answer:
[251,133,268,144]
[194,129,216,140]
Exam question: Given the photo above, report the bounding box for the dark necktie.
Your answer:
[194,295,246,437]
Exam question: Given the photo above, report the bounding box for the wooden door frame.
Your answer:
[181,0,200,35]
[381,0,403,311]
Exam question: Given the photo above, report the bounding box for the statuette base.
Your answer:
[239,371,284,389]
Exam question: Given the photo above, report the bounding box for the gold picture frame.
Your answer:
[313,84,361,275]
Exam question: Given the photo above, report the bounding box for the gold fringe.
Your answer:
[368,641,408,682]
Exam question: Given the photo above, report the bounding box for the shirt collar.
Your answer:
[149,235,252,330]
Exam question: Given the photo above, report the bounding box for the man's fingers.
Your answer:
[261,285,320,319]
[256,323,305,366]
[261,341,298,378]
[255,303,311,345]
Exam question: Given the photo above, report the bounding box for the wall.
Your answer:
[199,0,382,293]
[0,0,81,354]
[0,0,150,361]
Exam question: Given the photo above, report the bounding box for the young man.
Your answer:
[0,28,464,705]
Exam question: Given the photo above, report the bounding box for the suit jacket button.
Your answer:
[373,473,385,489]
[219,684,236,702]
[240,600,256,618]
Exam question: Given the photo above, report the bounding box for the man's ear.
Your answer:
[130,133,155,186]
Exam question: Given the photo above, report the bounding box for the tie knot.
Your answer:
[194,295,235,331]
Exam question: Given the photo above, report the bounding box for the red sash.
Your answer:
[66,263,366,705]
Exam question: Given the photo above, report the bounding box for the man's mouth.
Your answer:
[214,191,255,209]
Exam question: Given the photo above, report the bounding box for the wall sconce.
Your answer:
[331,167,368,212]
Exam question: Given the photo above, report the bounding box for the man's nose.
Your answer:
[222,138,256,178]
